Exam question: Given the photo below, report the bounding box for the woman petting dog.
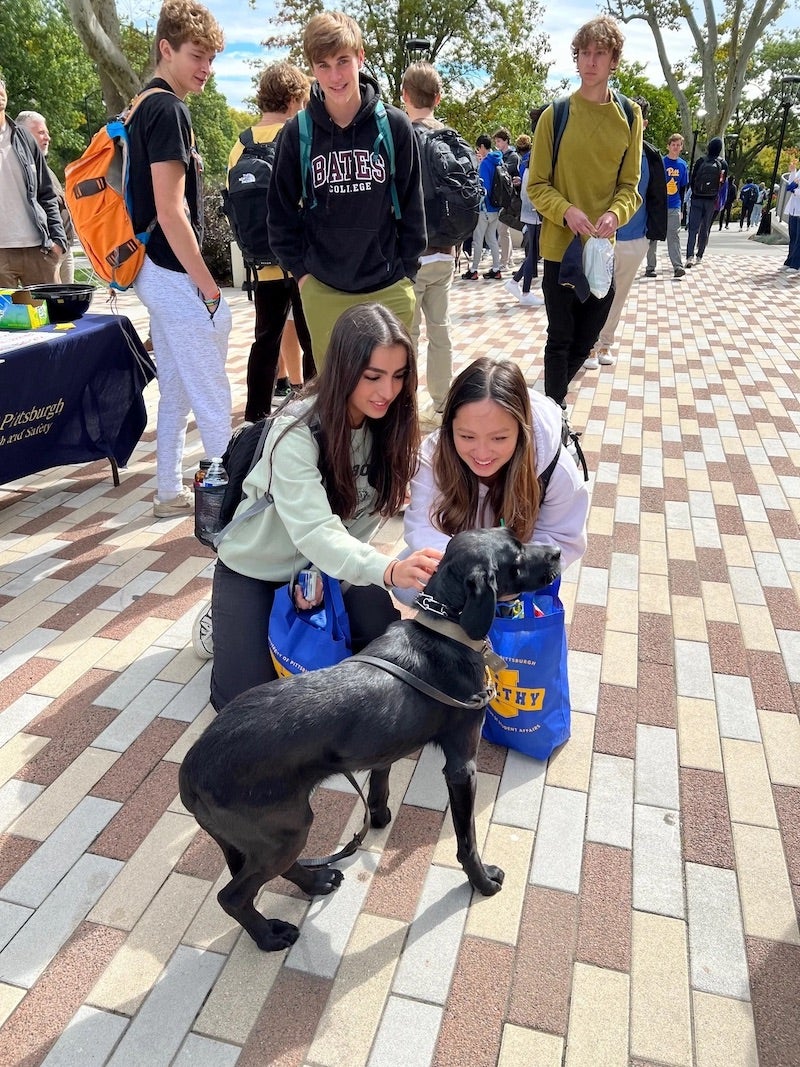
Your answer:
[404,356,589,568]
[209,303,442,712]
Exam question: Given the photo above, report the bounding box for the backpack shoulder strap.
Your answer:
[372,100,401,220]
[551,97,570,171]
[297,109,315,209]
[538,444,561,505]
[239,127,255,148]
[611,89,635,129]
[123,86,172,127]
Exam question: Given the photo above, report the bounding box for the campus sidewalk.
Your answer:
[0,230,798,1067]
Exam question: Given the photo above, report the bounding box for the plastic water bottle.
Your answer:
[194,456,228,547]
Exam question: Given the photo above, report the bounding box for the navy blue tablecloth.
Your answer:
[0,314,156,485]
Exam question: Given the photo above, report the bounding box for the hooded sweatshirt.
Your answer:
[479,148,504,212]
[267,72,426,294]
[403,391,589,572]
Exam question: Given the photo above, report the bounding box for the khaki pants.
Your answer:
[0,246,61,288]
[411,259,454,408]
[596,236,648,350]
[300,276,416,371]
[497,222,514,268]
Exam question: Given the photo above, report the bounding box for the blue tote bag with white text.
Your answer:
[482,578,571,760]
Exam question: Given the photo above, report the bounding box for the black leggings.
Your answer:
[245,278,315,422]
[210,559,400,712]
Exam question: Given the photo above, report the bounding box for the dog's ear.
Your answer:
[459,567,498,639]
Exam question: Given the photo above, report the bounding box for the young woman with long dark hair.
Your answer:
[208,303,441,711]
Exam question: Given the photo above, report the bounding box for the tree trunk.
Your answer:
[64,0,140,114]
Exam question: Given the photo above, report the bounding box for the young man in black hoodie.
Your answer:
[267,10,426,368]
[685,137,727,267]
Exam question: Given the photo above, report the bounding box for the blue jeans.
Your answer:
[686,199,716,259]
[786,214,800,270]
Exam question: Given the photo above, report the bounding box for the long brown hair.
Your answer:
[432,357,541,540]
[277,303,419,520]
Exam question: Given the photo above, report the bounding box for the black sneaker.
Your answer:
[645,268,656,277]
[674,267,686,278]
[483,269,503,280]
[461,269,479,280]
[274,377,291,397]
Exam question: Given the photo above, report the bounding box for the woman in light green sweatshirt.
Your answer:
[208,303,442,711]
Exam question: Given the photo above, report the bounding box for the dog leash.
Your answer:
[298,769,372,870]
[348,654,498,709]
[298,643,502,869]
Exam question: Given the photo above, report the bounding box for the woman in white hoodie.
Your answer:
[404,357,589,569]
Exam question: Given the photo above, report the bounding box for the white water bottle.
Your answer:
[195,456,228,547]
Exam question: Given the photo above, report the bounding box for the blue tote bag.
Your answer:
[481,578,571,760]
[269,573,352,677]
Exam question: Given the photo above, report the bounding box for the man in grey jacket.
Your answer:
[0,75,66,287]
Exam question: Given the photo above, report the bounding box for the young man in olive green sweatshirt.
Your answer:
[528,15,643,407]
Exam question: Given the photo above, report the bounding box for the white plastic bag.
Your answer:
[582,237,614,299]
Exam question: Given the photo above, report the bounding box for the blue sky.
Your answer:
[132,0,799,112]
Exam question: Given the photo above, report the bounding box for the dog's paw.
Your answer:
[308,866,344,896]
[473,863,505,896]
[370,805,392,829]
[254,919,300,952]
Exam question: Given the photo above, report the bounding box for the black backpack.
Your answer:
[414,125,482,247]
[490,161,514,211]
[221,128,283,291]
[691,157,723,198]
[196,411,322,551]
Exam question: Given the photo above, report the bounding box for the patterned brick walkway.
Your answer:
[0,229,798,1066]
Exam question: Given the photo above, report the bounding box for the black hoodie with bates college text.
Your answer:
[267,72,426,294]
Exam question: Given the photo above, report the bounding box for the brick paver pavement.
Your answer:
[0,228,798,1066]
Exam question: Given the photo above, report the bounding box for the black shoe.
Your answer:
[274,377,291,397]
[645,268,656,278]
[674,267,686,278]
[461,269,479,280]
[483,269,503,280]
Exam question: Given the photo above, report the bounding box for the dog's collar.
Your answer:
[413,592,460,621]
[413,611,506,673]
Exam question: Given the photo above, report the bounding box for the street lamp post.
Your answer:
[757,74,800,236]
[404,37,432,63]
[690,109,706,169]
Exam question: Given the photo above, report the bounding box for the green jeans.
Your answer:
[300,275,416,371]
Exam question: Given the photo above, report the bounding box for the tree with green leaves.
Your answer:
[263,0,550,140]
[613,62,683,156]
[712,33,800,184]
[606,0,789,144]
[0,0,100,170]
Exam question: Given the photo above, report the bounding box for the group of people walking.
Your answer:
[8,0,793,713]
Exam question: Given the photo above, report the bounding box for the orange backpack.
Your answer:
[65,88,167,291]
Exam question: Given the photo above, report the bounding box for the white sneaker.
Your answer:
[504,278,522,299]
[583,352,599,370]
[519,291,544,306]
[596,347,615,366]
[192,602,213,660]
[153,485,194,518]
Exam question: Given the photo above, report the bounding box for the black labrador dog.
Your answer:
[179,528,560,951]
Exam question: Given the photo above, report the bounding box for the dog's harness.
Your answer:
[298,600,507,870]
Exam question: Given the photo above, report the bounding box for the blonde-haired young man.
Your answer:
[268,10,426,367]
[128,0,232,518]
